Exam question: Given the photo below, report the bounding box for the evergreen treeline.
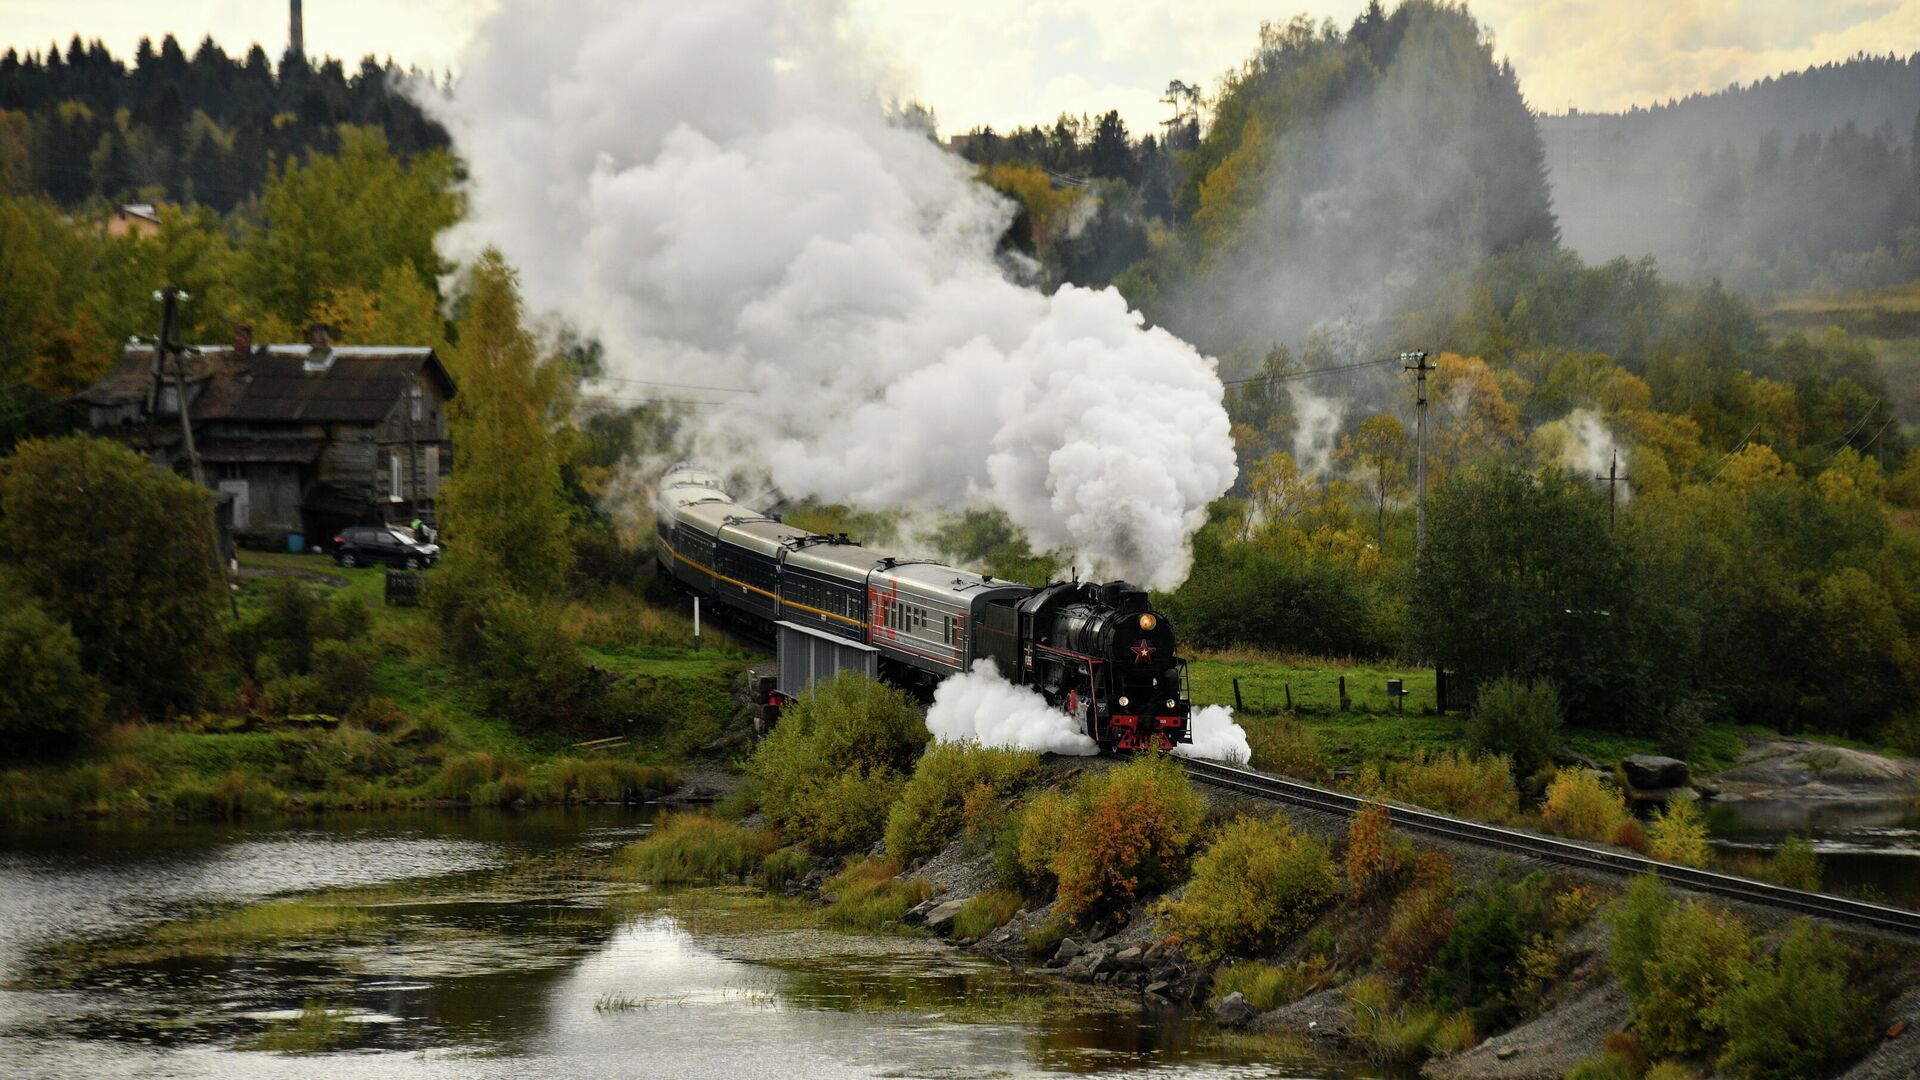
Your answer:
[1543,56,1920,290]
[0,34,449,210]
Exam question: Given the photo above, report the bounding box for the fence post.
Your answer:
[1232,677,1243,711]
[693,596,702,652]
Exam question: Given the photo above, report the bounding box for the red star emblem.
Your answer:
[1130,640,1156,663]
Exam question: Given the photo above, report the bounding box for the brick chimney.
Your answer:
[232,324,253,363]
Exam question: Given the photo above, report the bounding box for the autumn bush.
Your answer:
[883,743,1040,865]
[1716,919,1872,1079]
[1344,803,1400,899]
[1381,850,1457,982]
[951,889,1025,939]
[743,673,928,853]
[1161,813,1337,961]
[1540,768,1632,842]
[1012,754,1205,920]
[616,813,778,885]
[1209,957,1334,1011]
[1367,751,1517,822]
[1608,874,1752,1057]
[1346,974,1478,1062]
[0,594,105,758]
[1647,797,1712,868]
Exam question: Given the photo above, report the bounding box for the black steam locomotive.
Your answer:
[653,464,1193,751]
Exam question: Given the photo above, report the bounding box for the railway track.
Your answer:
[1177,756,1920,938]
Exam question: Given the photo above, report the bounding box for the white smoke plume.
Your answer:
[1171,705,1252,765]
[926,660,1098,756]
[1534,408,1631,501]
[434,0,1237,590]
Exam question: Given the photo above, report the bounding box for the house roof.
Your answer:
[75,344,456,425]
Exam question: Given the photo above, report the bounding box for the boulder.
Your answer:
[1215,991,1257,1028]
[903,898,940,926]
[1621,754,1690,790]
[922,898,969,934]
[1144,980,1171,997]
[1052,937,1084,966]
[1114,946,1143,966]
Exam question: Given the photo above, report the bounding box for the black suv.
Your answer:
[331,525,440,570]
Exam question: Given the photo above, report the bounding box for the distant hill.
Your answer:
[1540,55,1920,291]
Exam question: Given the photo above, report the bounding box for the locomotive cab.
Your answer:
[1019,580,1193,751]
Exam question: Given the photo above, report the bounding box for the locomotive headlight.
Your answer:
[1138,613,1157,631]
[1118,696,1130,707]
[1166,699,1176,709]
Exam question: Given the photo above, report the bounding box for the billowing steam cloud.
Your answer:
[434,0,1236,589]
[926,660,1098,756]
[1171,705,1252,765]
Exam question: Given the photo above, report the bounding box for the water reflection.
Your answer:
[1706,797,1920,906]
[0,810,1363,1079]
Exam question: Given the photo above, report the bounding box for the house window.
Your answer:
[389,452,403,499]
[410,385,423,422]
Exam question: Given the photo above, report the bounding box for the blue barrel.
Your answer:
[287,533,305,554]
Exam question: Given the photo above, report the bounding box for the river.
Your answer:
[0,809,1384,1079]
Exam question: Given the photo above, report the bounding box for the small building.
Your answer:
[105,203,163,239]
[74,325,456,548]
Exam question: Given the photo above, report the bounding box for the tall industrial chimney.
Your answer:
[290,0,305,61]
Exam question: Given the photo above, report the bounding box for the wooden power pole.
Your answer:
[1403,350,1433,554]
[156,287,238,618]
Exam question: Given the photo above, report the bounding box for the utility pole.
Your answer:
[1402,350,1432,555]
[155,287,238,618]
[1608,449,1618,531]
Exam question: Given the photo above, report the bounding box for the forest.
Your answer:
[2,2,1920,770]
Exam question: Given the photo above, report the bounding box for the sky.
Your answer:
[6,1,1919,134]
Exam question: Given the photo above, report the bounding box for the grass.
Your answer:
[821,858,932,933]
[612,814,778,886]
[1209,958,1334,1012]
[951,890,1024,939]
[48,899,387,972]
[249,999,355,1055]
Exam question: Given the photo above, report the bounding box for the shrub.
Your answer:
[1,437,225,712]
[1371,751,1518,822]
[951,889,1024,939]
[1346,974,1474,1063]
[1541,769,1631,843]
[0,596,105,758]
[1382,851,1457,981]
[1647,798,1711,868]
[1345,803,1398,899]
[616,814,778,885]
[1769,835,1821,891]
[822,858,932,932]
[1246,713,1328,780]
[1611,818,1650,853]
[1161,814,1336,962]
[321,723,394,778]
[1608,875,1752,1057]
[1564,1054,1642,1080]
[1427,880,1531,1025]
[744,674,928,852]
[429,750,530,801]
[1010,788,1073,892]
[1469,677,1563,780]
[311,639,373,712]
[1039,754,1207,921]
[884,743,1040,864]
[1716,920,1871,1080]
[1210,957,1333,1011]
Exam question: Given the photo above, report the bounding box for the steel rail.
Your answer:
[1177,757,1920,937]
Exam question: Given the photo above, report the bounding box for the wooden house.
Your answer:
[75,325,456,548]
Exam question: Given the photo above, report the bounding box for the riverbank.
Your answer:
[0,551,755,822]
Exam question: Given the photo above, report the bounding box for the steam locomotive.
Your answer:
[653,464,1193,751]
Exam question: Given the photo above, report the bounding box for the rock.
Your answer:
[1694,783,1720,800]
[1554,747,1604,770]
[1053,938,1084,965]
[1087,947,1116,974]
[1145,980,1170,996]
[1144,943,1165,963]
[1621,754,1690,790]
[903,898,939,926]
[1496,1046,1519,1060]
[1215,991,1257,1028]
[922,898,969,934]
[1114,946,1143,966]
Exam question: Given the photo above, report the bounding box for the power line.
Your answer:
[584,374,750,394]
[1220,355,1400,389]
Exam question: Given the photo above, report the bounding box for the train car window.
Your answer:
[943,615,954,645]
